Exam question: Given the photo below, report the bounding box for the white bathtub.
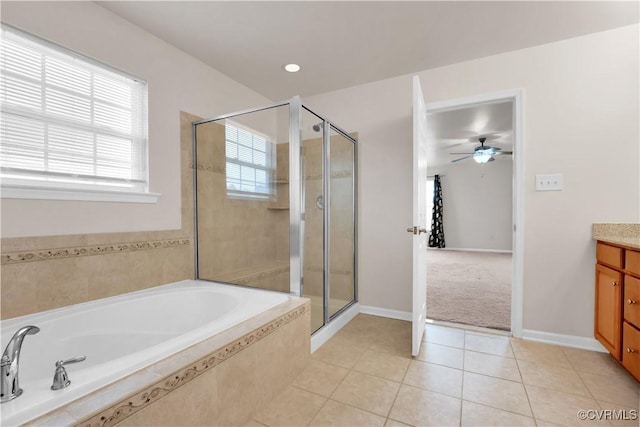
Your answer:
[0,280,289,426]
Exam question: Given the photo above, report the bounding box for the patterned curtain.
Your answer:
[428,174,445,248]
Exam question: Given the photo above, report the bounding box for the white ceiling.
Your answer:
[97,1,639,101]
[427,101,513,167]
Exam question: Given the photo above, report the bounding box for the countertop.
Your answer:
[593,223,640,250]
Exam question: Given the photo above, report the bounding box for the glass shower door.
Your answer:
[329,127,356,317]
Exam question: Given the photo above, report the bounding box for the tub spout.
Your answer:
[1,325,40,403]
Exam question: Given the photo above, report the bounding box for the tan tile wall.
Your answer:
[0,112,199,320]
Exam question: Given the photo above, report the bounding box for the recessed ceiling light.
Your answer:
[284,63,301,73]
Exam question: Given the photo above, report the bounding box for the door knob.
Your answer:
[406,226,427,235]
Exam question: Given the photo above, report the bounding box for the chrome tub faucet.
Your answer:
[1,325,40,403]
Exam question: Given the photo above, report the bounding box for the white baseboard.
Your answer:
[431,247,513,254]
[360,305,412,321]
[522,329,608,352]
[310,302,360,353]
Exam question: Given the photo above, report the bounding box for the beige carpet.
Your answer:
[426,249,512,331]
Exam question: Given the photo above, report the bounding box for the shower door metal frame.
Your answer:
[192,97,358,332]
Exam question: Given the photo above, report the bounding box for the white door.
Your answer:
[411,75,428,356]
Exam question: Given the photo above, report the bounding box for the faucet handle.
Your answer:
[55,356,86,367]
[51,356,86,391]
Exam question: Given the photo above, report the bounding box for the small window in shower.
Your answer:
[224,121,275,199]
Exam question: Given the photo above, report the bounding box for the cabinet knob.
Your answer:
[612,281,619,286]
[627,348,636,354]
[629,299,637,305]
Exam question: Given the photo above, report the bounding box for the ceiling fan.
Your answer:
[450,137,512,164]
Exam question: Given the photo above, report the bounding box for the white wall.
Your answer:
[306,24,640,338]
[0,1,271,237]
[431,159,513,251]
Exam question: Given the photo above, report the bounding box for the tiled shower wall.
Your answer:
[0,112,198,320]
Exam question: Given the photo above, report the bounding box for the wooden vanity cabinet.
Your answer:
[595,241,640,381]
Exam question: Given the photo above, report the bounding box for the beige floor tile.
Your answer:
[464,350,521,382]
[416,341,464,369]
[510,339,572,369]
[424,324,465,348]
[465,332,514,358]
[579,370,640,409]
[309,399,386,426]
[461,400,536,426]
[331,371,400,417]
[352,349,411,382]
[534,419,567,426]
[333,327,378,349]
[462,371,532,416]
[369,328,413,359]
[253,385,326,427]
[312,334,368,369]
[563,347,627,377]
[596,400,640,427]
[384,418,413,427]
[517,358,591,397]
[389,384,461,426]
[526,384,607,426]
[291,359,350,397]
[403,360,463,398]
[245,420,268,426]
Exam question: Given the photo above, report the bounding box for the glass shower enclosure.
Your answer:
[192,97,357,333]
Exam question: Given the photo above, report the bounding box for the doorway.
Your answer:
[424,90,524,337]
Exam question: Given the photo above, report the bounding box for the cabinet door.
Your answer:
[595,264,623,359]
[622,322,640,381]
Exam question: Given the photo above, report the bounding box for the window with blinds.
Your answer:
[0,25,149,197]
[224,122,274,199]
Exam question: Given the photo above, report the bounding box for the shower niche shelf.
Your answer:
[267,178,289,210]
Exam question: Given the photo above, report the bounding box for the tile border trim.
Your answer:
[1,238,191,265]
[74,302,309,427]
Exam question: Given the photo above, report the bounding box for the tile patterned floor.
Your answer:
[250,315,640,426]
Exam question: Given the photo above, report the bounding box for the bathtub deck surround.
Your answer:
[11,283,310,426]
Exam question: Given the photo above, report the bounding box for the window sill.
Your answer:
[1,185,160,204]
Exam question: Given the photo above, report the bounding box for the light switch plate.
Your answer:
[536,174,563,191]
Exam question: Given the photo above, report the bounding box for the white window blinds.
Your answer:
[0,25,149,194]
[225,122,274,199]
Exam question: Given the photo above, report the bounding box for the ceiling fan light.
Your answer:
[473,150,493,164]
